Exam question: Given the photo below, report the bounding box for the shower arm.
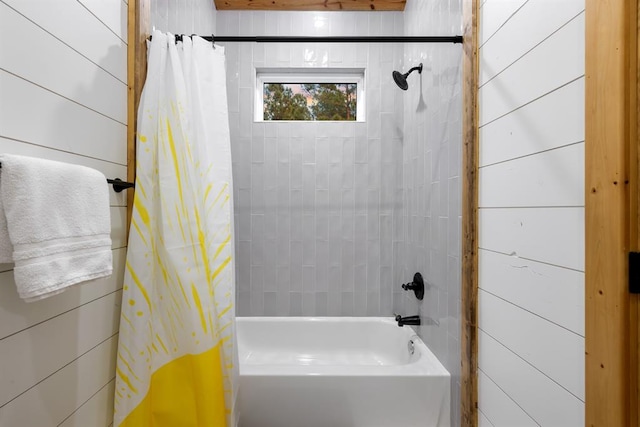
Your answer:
[405,64,423,77]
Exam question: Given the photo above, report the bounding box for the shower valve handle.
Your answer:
[400,272,425,300]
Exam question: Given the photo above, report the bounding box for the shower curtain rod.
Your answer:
[154,34,464,44]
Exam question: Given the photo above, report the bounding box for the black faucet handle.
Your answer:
[400,272,425,300]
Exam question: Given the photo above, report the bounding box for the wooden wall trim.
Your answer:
[631,1,640,423]
[461,0,479,426]
[585,0,636,425]
[630,2,640,425]
[213,0,406,11]
[127,0,150,231]
[629,0,640,426]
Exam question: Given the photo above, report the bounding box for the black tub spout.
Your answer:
[395,315,421,327]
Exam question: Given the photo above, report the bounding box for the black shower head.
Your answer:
[392,63,423,90]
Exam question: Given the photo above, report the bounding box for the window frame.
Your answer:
[255,68,366,123]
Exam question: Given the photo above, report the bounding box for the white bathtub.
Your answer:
[236,317,450,427]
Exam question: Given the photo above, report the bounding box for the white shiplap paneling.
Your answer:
[0,2,127,124]
[478,369,538,427]
[479,290,585,400]
[479,0,527,46]
[479,142,584,208]
[478,409,495,427]
[479,330,584,426]
[0,71,127,165]
[58,379,116,427]
[0,335,119,426]
[479,207,584,271]
[479,77,584,167]
[111,206,129,248]
[0,248,126,340]
[77,0,128,42]
[0,290,121,406]
[479,11,584,126]
[0,0,127,425]
[480,0,584,85]
[479,249,584,335]
[2,0,127,82]
[478,0,585,425]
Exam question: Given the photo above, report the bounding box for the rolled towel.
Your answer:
[0,154,113,302]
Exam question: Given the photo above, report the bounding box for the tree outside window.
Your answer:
[263,83,357,121]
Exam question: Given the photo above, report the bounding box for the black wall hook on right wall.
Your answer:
[401,272,425,300]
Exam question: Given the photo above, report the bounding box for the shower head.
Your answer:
[392,63,423,90]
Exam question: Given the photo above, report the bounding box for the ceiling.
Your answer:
[213,0,406,11]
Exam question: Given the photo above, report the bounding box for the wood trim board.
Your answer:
[461,0,479,426]
[127,0,149,233]
[631,0,640,422]
[585,0,638,424]
[213,0,406,11]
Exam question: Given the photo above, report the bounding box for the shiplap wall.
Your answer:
[0,0,127,425]
[478,1,585,426]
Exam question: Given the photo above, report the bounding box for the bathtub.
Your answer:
[236,317,450,427]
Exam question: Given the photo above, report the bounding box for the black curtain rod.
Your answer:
[154,34,464,44]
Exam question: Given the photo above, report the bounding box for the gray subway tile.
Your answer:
[264,292,277,316]
[290,292,302,316]
[341,292,354,316]
[302,292,315,316]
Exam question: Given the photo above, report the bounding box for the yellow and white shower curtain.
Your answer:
[114,31,237,427]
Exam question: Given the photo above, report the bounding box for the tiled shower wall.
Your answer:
[396,1,463,426]
[151,0,217,35]
[218,11,406,316]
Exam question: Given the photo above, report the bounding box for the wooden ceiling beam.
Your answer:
[213,0,406,11]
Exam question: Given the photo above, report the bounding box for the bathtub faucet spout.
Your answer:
[395,315,421,327]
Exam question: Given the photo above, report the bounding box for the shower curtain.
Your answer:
[114,31,237,427]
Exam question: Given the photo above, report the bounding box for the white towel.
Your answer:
[0,187,12,263]
[0,154,113,302]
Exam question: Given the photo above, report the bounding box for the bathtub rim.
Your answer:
[236,316,451,378]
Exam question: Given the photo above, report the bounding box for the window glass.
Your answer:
[263,83,358,121]
[255,69,365,122]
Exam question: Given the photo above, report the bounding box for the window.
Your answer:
[255,68,365,122]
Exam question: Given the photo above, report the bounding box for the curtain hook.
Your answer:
[211,34,216,49]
